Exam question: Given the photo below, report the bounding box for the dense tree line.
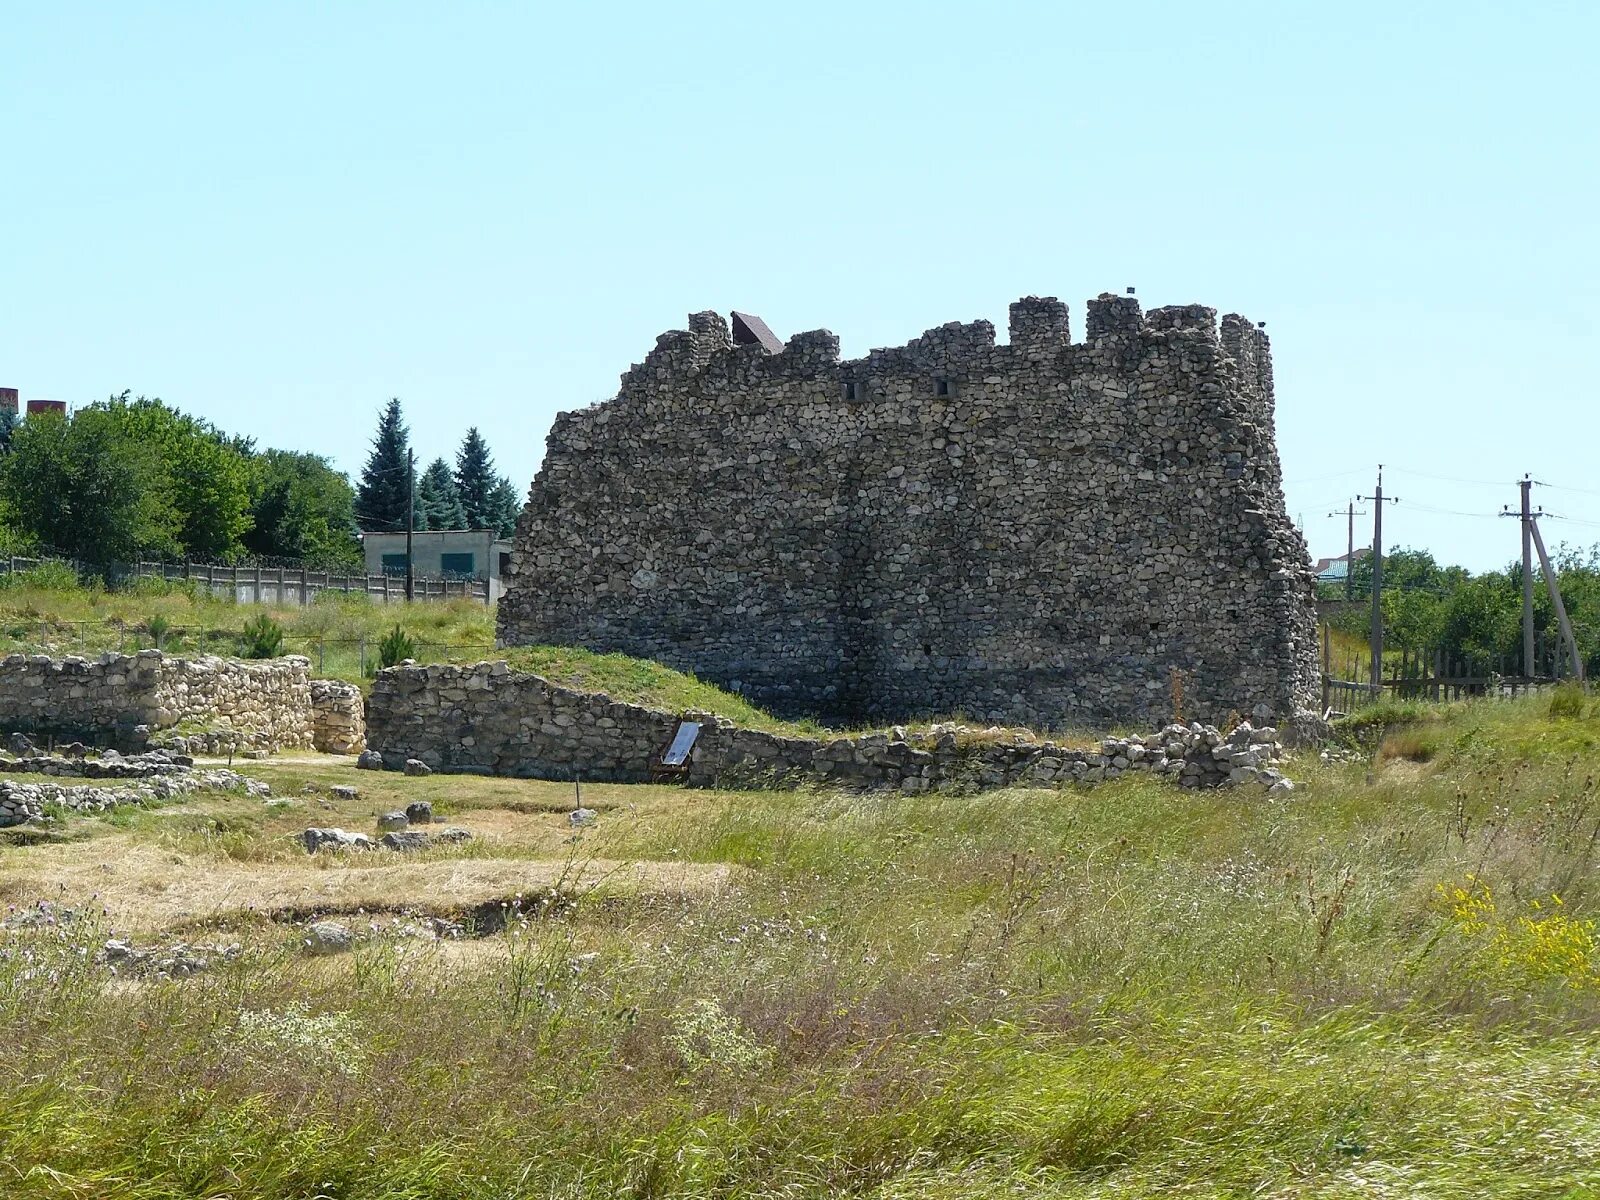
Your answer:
[354,399,521,537]
[0,393,361,568]
[0,392,526,571]
[1323,546,1600,677]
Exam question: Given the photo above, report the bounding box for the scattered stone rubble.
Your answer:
[101,937,241,978]
[1,747,194,780]
[0,766,270,826]
[302,799,472,854]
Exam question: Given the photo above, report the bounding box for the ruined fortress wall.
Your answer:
[497,294,1320,730]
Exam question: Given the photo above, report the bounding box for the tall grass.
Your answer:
[3,695,1600,1194]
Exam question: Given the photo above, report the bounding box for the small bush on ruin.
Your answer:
[239,613,284,659]
[378,623,416,669]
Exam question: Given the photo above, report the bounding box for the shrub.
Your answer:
[0,560,81,593]
[239,613,284,659]
[1549,682,1587,720]
[145,614,171,650]
[378,623,417,669]
[125,575,211,603]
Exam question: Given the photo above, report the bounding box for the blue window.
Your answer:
[381,553,408,576]
[440,552,475,577]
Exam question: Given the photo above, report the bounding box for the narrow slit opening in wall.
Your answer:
[842,380,858,401]
[934,377,952,398]
[922,643,932,656]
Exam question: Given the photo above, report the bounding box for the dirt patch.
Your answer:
[1,836,735,934]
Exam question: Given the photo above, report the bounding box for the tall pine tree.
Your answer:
[355,399,412,532]
[415,457,466,531]
[453,427,500,530]
[488,475,521,537]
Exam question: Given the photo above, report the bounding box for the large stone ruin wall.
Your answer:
[0,652,360,753]
[498,292,1320,731]
[365,661,1297,794]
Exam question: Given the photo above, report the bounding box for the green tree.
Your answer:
[415,457,466,531]
[244,449,361,568]
[488,474,521,537]
[356,399,413,532]
[0,407,179,562]
[102,393,252,560]
[453,427,502,530]
[0,408,18,454]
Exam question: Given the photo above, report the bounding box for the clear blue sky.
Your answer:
[5,1,1596,571]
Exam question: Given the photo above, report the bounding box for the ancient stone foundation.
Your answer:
[498,292,1320,731]
[0,651,351,753]
[366,661,1296,794]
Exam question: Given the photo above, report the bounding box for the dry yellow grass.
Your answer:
[0,759,738,934]
[2,839,733,933]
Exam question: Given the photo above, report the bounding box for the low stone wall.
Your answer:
[310,680,365,754]
[366,662,1296,793]
[0,651,333,753]
[151,655,314,751]
[0,768,269,826]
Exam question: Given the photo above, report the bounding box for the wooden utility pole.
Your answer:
[404,448,415,603]
[1327,499,1367,602]
[1357,467,1400,695]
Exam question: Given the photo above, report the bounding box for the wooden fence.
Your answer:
[1319,618,1572,714]
[0,555,492,606]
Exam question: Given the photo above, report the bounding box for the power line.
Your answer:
[1402,502,1502,519]
[1285,468,1368,485]
[1538,479,1600,500]
[1386,465,1514,489]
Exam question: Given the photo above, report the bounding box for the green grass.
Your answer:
[0,576,824,731]
[3,693,1600,1195]
[0,573,498,681]
[498,645,828,734]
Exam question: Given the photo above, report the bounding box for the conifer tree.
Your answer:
[453,427,499,530]
[415,457,466,531]
[355,399,412,532]
[488,474,522,537]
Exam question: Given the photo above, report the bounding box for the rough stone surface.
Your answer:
[0,651,329,752]
[356,749,385,770]
[365,661,1298,795]
[0,767,269,827]
[497,296,1319,731]
[304,921,355,955]
[379,830,432,851]
[403,759,432,778]
[101,937,240,978]
[310,679,365,754]
[301,827,375,853]
[376,810,409,832]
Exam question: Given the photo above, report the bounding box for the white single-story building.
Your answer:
[361,529,513,602]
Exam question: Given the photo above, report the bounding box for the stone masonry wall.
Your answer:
[0,652,319,751]
[498,292,1320,731]
[366,662,1297,795]
[311,680,366,754]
